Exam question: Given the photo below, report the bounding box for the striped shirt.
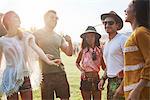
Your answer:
[124,26,150,99]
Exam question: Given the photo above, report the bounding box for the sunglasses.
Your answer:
[92,51,97,61]
[103,21,115,25]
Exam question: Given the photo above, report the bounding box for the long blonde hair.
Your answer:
[2,11,23,39]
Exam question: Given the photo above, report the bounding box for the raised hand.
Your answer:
[64,35,72,42]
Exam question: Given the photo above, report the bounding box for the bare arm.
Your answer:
[98,68,107,90]
[99,47,106,70]
[76,49,86,79]
[61,35,73,56]
[101,57,106,70]
[101,68,107,80]
[76,50,84,72]
[29,37,58,66]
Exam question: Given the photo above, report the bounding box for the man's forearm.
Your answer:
[101,68,107,81]
[66,41,73,56]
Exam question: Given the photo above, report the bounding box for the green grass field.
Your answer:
[33,53,107,100]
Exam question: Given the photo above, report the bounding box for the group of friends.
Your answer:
[0,0,149,100]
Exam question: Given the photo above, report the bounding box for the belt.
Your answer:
[108,76,123,80]
[85,72,99,78]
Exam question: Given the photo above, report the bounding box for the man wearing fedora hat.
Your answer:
[98,11,127,100]
[76,26,106,100]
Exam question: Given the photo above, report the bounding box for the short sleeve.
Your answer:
[61,36,67,48]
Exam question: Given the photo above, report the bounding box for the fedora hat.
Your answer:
[101,11,123,30]
[80,26,101,39]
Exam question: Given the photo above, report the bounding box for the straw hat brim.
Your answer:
[80,30,101,39]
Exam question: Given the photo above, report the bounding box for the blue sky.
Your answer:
[0,0,132,42]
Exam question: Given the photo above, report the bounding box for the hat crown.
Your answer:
[80,26,101,39]
[86,26,96,32]
[109,11,117,15]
